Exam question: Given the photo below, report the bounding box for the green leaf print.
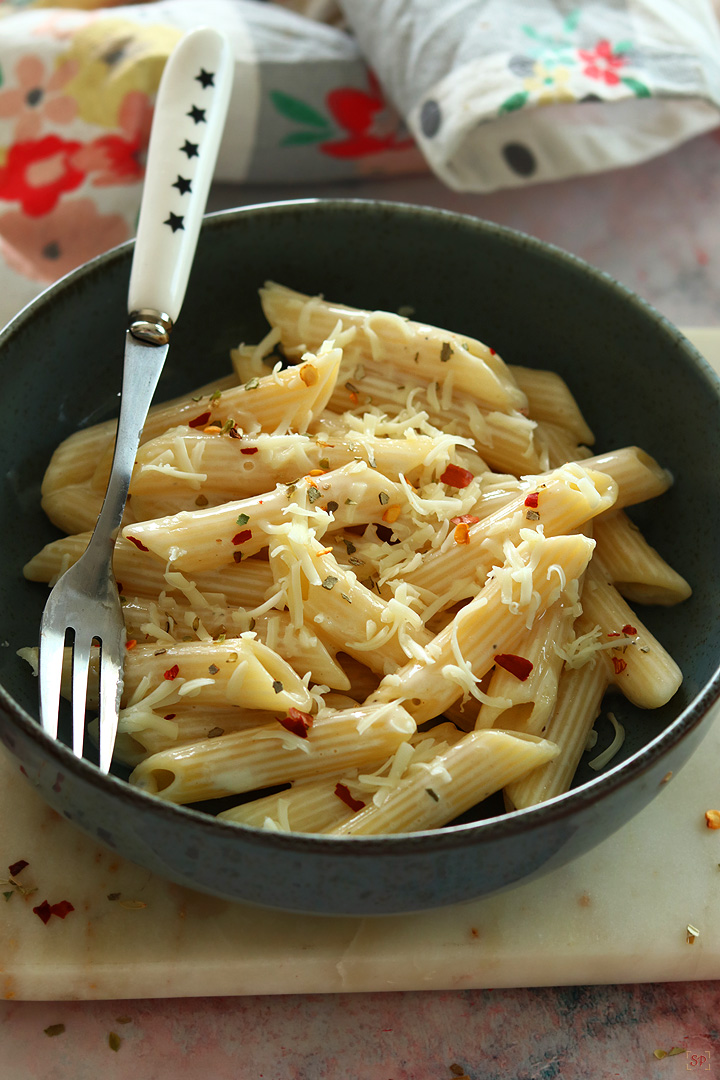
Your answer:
[621,76,650,98]
[499,91,530,114]
[270,90,332,131]
[614,40,634,54]
[280,130,330,147]
[562,10,581,34]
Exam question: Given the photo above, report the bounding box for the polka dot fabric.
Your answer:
[339,0,720,193]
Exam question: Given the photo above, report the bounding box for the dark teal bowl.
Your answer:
[1,199,719,915]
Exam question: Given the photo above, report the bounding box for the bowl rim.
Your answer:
[2,195,720,855]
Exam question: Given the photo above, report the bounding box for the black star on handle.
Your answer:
[164,212,184,233]
[172,175,192,195]
[180,140,199,159]
[195,68,214,88]
[187,104,206,124]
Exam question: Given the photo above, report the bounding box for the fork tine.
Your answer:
[98,643,123,775]
[39,619,66,740]
[71,632,93,760]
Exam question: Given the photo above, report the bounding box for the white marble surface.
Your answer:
[1,705,719,1002]
[1,327,717,1003]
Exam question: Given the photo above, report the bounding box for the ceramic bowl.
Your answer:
[1,199,719,915]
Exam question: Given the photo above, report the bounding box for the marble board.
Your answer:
[1,331,718,1002]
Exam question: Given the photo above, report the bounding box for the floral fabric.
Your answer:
[340,0,720,191]
[0,0,719,327]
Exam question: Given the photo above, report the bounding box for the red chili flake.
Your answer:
[126,536,149,552]
[622,624,637,636]
[524,492,539,508]
[163,664,180,681]
[8,859,28,877]
[125,639,137,650]
[494,653,534,681]
[450,514,480,526]
[334,783,366,812]
[612,657,627,675]
[489,347,496,355]
[163,714,176,721]
[188,411,211,428]
[33,900,52,924]
[278,707,314,739]
[240,447,258,455]
[606,632,622,638]
[232,530,252,545]
[50,900,74,920]
[439,464,474,489]
[33,899,74,924]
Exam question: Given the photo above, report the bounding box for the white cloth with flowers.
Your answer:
[0,0,719,329]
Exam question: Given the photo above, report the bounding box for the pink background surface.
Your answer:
[2,129,720,1076]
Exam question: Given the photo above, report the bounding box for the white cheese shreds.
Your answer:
[587,711,626,771]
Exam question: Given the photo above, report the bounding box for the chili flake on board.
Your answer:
[163,664,180,681]
[33,899,75,924]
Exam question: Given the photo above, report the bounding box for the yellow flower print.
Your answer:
[523,62,575,105]
[58,17,182,128]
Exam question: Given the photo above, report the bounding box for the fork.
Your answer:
[39,27,233,773]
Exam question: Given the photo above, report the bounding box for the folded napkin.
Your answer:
[1,0,719,327]
[339,0,720,191]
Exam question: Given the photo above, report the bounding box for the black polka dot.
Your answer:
[580,93,603,103]
[502,142,537,177]
[420,99,442,138]
[508,55,535,77]
[42,241,61,260]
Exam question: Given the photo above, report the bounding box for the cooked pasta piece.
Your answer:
[592,510,691,606]
[575,560,682,708]
[503,653,610,810]
[260,281,527,413]
[129,701,417,804]
[510,365,595,446]
[329,730,559,835]
[121,461,408,573]
[474,601,576,734]
[369,532,595,723]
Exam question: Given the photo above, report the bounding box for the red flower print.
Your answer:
[578,40,626,86]
[321,72,415,160]
[0,135,85,216]
[0,198,129,284]
[0,54,79,143]
[72,90,153,187]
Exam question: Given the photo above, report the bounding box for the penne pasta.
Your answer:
[20,283,689,836]
[329,730,559,835]
[260,281,528,413]
[503,656,610,810]
[129,701,417,804]
[592,510,692,606]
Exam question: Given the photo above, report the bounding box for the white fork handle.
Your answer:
[128,26,233,324]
